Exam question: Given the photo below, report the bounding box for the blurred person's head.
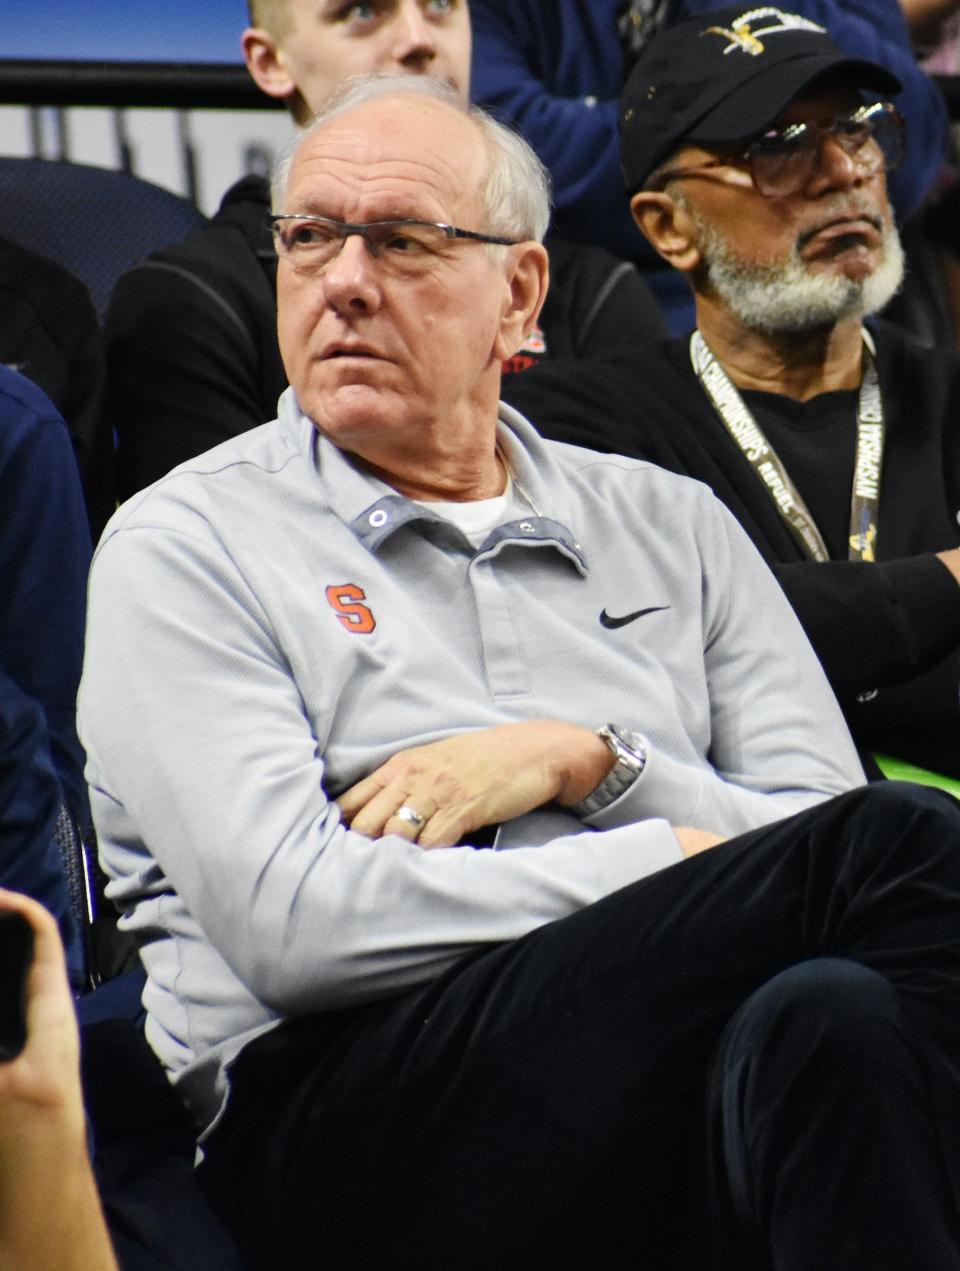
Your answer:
[621,6,905,335]
[243,0,471,127]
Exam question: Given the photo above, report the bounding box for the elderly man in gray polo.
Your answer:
[80,76,960,1270]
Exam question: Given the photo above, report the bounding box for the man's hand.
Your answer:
[936,547,960,585]
[673,827,726,857]
[0,889,81,1133]
[337,720,615,848]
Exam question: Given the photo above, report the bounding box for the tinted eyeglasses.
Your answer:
[648,101,905,198]
[270,214,520,276]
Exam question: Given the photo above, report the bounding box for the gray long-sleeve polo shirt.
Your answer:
[79,392,864,1133]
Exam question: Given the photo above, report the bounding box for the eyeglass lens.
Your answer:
[747,106,903,197]
[272,216,518,275]
[274,218,451,263]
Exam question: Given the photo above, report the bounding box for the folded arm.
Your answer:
[337,722,724,857]
[80,530,684,1015]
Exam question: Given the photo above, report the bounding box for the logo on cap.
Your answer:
[703,7,826,57]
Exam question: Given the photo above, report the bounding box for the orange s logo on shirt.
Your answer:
[325,584,376,634]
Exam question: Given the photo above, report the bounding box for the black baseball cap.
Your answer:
[619,5,901,193]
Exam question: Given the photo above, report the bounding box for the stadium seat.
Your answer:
[0,156,206,319]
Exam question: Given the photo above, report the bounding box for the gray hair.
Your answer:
[271,74,552,243]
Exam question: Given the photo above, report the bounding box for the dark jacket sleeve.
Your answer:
[105,219,287,501]
[772,555,960,706]
[0,666,79,981]
[0,370,91,822]
[471,0,645,263]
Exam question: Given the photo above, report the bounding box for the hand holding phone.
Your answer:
[0,891,119,1268]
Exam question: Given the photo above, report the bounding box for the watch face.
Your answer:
[614,726,645,752]
[606,725,646,762]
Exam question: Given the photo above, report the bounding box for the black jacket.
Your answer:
[0,233,113,538]
[502,321,960,776]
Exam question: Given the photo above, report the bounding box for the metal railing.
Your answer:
[1,58,957,205]
[0,60,277,110]
[1,56,956,112]
[0,60,285,205]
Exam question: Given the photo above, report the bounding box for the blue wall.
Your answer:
[6,1,248,63]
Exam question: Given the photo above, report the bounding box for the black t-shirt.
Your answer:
[745,388,859,561]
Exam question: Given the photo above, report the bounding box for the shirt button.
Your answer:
[369,509,388,528]
[519,521,535,533]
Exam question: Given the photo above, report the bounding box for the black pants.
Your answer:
[198,783,960,1270]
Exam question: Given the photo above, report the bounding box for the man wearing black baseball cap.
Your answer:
[503,4,960,785]
[619,4,902,195]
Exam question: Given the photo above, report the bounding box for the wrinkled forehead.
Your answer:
[284,98,488,224]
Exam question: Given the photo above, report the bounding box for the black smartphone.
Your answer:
[0,910,33,1061]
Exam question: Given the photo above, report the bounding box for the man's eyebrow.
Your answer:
[285,207,435,225]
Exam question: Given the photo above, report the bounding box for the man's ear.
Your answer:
[630,191,701,274]
[494,243,550,362]
[241,27,297,102]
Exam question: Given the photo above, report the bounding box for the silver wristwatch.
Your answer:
[571,723,648,818]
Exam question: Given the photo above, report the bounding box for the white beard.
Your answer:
[686,203,905,334]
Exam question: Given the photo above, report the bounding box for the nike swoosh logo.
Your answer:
[599,606,670,629]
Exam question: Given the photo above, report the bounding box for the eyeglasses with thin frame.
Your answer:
[646,100,904,198]
[269,214,520,276]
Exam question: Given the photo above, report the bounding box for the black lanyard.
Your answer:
[690,330,883,562]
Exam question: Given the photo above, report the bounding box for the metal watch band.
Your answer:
[571,723,647,819]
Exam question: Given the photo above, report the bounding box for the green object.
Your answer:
[874,754,960,799]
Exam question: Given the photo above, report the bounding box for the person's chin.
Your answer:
[806,244,881,286]
[306,383,400,439]
[800,228,884,279]
[308,363,391,404]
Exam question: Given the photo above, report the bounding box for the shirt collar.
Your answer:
[277,387,589,572]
